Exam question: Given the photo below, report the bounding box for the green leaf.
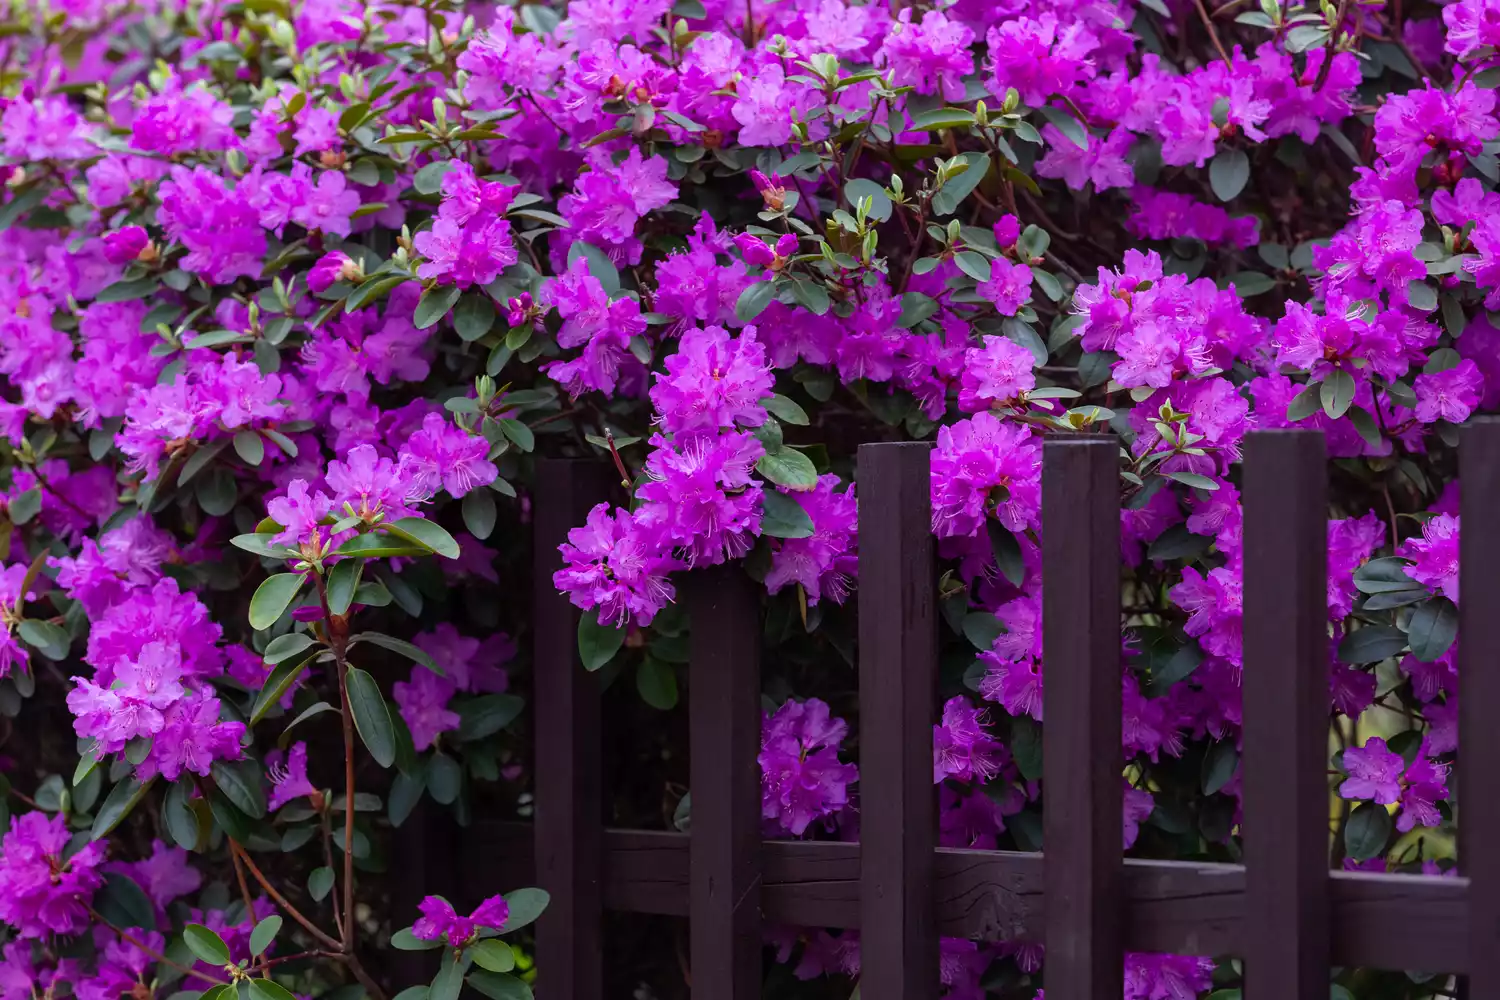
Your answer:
[384,517,461,559]
[427,753,462,804]
[326,558,362,617]
[251,651,318,725]
[987,521,1026,588]
[760,489,815,539]
[931,152,990,216]
[413,161,453,195]
[756,446,819,491]
[346,667,397,767]
[452,294,497,342]
[414,284,462,330]
[498,418,534,452]
[1227,271,1276,297]
[463,489,498,540]
[354,631,443,675]
[94,276,160,303]
[1037,106,1088,149]
[636,657,678,710]
[18,619,70,661]
[842,178,892,221]
[178,439,230,486]
[234,430,265,466]
[211,758,267,819]
[466,972,531,1000]
[183,924,232,966]
[763,394,809,425]
[308,867,335,902]
[1354,557,1419,594]
[333,532,428,559]
[249,980,297,1000]
[195,467,238,516]
[898,292,939,328]
[163,779,202,852]
[279,701,337,745]
[456,694,525,741]
[1209,147,1250,202]
[392,927,444,950]
[249,574,304,630]
[954,251,992,283]
[1407,597,1458,662]
[906,107,976,132]
[1010,716,1042,782]
[578,614,624,671]
[1344,801,1392,861]
[1201,740,1238,795]
[735,280,775,323]
[92,776,156,840]
[1321,369,1355,419]
[500,887,550,932]
[264,633,315,665]
[470,940,517,973]
[97,871,157,930]
[1337,624,1409,664]
[249,915,282,957]
[8,489,40,525]
[566,241,619,293]
[389,769,426,827]
[961,611,1002,651]
[1162,470,1220,491]
[1406,280,1439,313]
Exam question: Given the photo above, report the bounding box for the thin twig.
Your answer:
[1192,0,1233,66]
[89,906,230,987]
[229,841,344,952]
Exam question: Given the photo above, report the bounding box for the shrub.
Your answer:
[0,0,1482,996]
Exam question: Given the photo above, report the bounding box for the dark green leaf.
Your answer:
[249,980,297,1000]
[499,887,550,932]
[249,915,282,956]
[1344,801,1392,861]
[8,489,40,525]
[1010,717,1042,782]
[211,758,267,819]
[931,152,990,216]
[456,694,525,741]
[577,615,624,671]
[566,242,619,294]
[756,446,818,491]
[986,521,1025,588]
[414,284,462,330]
[1037,106,1088,149]
[842,178,892,221]
[354,631,442,675]
[1208,148,1250,202]
[1407,597,1458,662]
[466,972,531,1000]
[97,871,157,930]
[413,161,453,195]
[18,619,70,660]
[251,651,318,725]
[427,753,461,804]
[183,924,232,966]
[763,394,809,425]
[636,657,678,710]
[392,927,443,951]
[961,612,1002,651]
[1201,740,1238,795]
[463,488,498,540]
[234,430,265,466]
[388,770,425,827]
[249,573,304,630]
[1338,624,1409,664]
[326,558,362,617]
[92,776,155,840]
[735,280,775,323]
[264,633,315,665]
[470,940,516,974]
[384,517,461,559]
[1354,557,1418,594]
[333,532,428,559]
[308,867,335,902]
[1321,369,1355,419]
[760,489,814,539]
[346,667,397,768]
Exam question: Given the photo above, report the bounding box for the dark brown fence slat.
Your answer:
[1042,437,1122,1000]
[1243,430,1329,1000]
[532,460,612,1000]
[688,566,763,998]
[472,822,1473,972]
[1462,417,1500,995]
[857,442,938,1000]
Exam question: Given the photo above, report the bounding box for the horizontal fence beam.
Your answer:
[469,823,1470,973]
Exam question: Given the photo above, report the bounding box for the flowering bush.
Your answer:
[0,0,1488,993]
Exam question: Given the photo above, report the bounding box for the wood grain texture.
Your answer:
[531,460,612,1000]
[469,825,1471,973]
[1462,417,1500,997]
[857,442,938,1000]
[688,566,763,999]
[1042,437,1122,1000]
[1243,431,1330,1000]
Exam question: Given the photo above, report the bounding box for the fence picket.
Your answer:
[532,459,612,1000]
[1461,417,1500,995]
[688,565,763,998]
[858,442,938,1000]
[1042,436,1122,1000]
[1243,430,1329,1000]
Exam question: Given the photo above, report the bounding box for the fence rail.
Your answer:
[510,421,1500,998]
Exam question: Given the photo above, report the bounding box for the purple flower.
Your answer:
[413,216,518,288]
[1340,737,1404,804]
[877,8,974,101]
[1398,744,1449,832]
[268,742,318,811]
[542,256,646,396]
[759,698,859,836]
[326,444,426,522]
[1445,0,1500,60]
[308,251,362,294]
[650,325,773,434]
[146,691,246,781]
[636,431,764,567]
[1414,360,1484,424]
[0,812,106,938]
[393,667,459,751]
[958,335,1036,412]
[0,97,94,161]
[267,481,334,550]
[764,476,858,606]
[101,226,151,265]
[558,149,676,266]
[1169,566,1243,667]
[731,63,799,147]
[1123,784,1155,849]
[1328,512,1385,619]
[400,412,498,500]
[979,595,1044,720]
[411,893,509,945]
[1403,513,1460,602]
[976,257,1034,316]
[986,14,1098,106]
[155,166,266,285]
[555,504,679,628]
[932,696,1004,784]
[930,412,1042,538]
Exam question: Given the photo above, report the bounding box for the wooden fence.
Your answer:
[468,422,1500,999]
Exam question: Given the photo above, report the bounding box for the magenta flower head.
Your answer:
[308,251,363,294]
[0,811,107,938]
[993,214,1020,248]
[733,233,777,269]
[749,169,786,212]
[101,226,152,265]
[411,893,510,946]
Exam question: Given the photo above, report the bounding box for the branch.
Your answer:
[229,840,344,952]
[1192,0,1233,67]
[89,906,230,987]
